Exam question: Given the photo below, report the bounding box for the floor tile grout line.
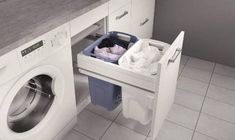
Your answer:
[176,87,205,97]
[213,71,235,80]
[215,62,235,69]
[72,129,95,140]
[98,109,150,139]
[181,70,213,83]
[185,55,190,64]
[183,65,215,73]
[184,56,216,70]
[112,110,122,123]
[176,86,207,97]
[181,55,190,66]
[178,63,186,77]
[165,119,195,131]
[178,56,189,78]
[78,108,121,140]
[73,106,228,140]
[114,121,150,137]
[194,131,219,140]
[173,102,200,112]
[210,82,235,92]
[179,75,211,84]
[82,106,151,137]
[109,108,150,137]
[184,61,216,72]
[84,107,150,137]
[114,118,150,136]
[84,108,119,122]
[145,129,151,140]
[175,92,235,112]
[99,111,122,140]
[71,59,235,140]
[206,96,235,107]
[190,63,216,140]
[76,58,235,140]
[200,112,235,126]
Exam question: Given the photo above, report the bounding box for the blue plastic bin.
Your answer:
[83,31,138,110]
[88,77,122,111]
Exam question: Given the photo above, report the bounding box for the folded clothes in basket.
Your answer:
[94,45,126,61]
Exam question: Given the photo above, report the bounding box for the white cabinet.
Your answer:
[108,0,156,38]
[109,0,131,14]
[131,0,155,38]
[70,3,108,37]
[108,0,131,34]
[108,4,131,33]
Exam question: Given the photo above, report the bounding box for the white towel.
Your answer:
[120,42,164,75]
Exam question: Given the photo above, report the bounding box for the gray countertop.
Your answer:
[0,0,109,57]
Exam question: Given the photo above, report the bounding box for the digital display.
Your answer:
[21,40,44,57]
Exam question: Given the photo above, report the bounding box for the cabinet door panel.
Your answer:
[150,32,185,140]
[108,4,131,34]
[70,3,108,37]
[132,15,154,38]
[109,0,131,13]
[131,0,155,38]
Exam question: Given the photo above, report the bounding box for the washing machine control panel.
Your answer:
[21,40,44,57]
[51,31,68,47]
[20,30,69,58]
[17,23,70,70]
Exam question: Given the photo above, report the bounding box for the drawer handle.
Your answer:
[116,11,128,20]
[140,18,149,26]
[169,48,182,63]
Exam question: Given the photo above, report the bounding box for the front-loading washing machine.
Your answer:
[0,23,77,140]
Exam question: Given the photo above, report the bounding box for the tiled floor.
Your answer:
[64,55,235,140]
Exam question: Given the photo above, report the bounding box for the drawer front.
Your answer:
[109,0,131,13]
[131,0,155,38]
[0,50,21,86]
[108,4,131,34]
[150,32,185,140]
[70,3,108,37]
[132,0,155,16]
[77,31,184,92]
[77,52,157,92]
[131,15,154,38]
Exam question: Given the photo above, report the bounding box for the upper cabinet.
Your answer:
[108,0,156,38]
[131,0,155,38]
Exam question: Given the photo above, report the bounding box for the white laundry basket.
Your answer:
[119,39,170,124]
[118,39,170,76]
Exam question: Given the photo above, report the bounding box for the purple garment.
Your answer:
[110,45,126,55]
[94,45,126,61]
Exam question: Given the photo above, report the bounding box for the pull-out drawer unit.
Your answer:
[78,53,157,92]
[77,31,185,140]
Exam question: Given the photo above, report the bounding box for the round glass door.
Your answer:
[7,75,55,133]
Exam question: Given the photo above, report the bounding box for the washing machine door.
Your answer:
[0,65,65,136]
[7,75,55,133]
